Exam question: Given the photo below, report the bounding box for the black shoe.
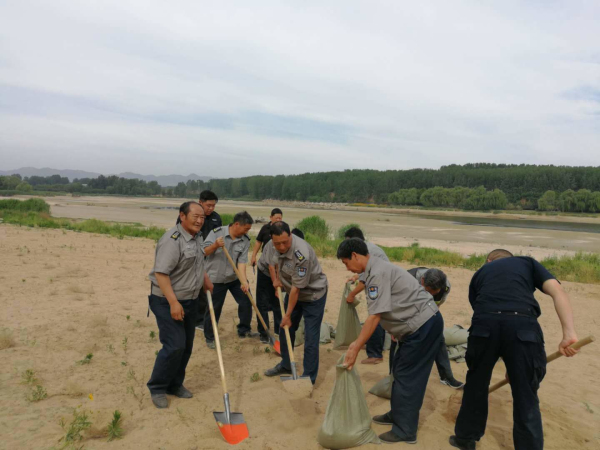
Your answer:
[206,340,216,349]
[372,412,393,426]
[441,378,465,389]
[259,334,269,344]
[167,386,193,398]
[264,363,292,377]
[151,393,168,409]
[379,431,416,444]
[195,324,204,331]
[449,436,476,450]
[238,331,259,339]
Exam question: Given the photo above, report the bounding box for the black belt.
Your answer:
[476,308,537,318]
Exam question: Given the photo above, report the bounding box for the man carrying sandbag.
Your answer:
[264,221,328,384]
[337,238,443,445]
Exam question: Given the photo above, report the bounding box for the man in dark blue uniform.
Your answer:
[450,249,579,450]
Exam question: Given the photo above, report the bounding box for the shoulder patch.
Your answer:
[171,231,181,240]
[368,285,379,300]
[212,218,218,222]
[213,226,222,233]
[294,250,305,262]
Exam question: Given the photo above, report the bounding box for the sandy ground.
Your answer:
[0,224,599,450]
[15,195,600,255]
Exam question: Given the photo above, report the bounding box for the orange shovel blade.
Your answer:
[273,340,281,355]
[216,422,249,445]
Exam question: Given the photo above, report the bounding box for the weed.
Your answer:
[155,350,159,356]
[264,347,271,354]
[76,353,93,365]
[106,344,115,354]
[250,372,261,382]
[149,330,156,341]
[106,410,123,441]
[21,369,38,385]
[0,328,16,350]
[58,408,92,448]
[296,216,330,239]
[122,337,128,353]
[121,361,127,366]
[25,385,47,402]
[583,402,594,414]
[126,315,130,321]
[135,320,141,328]
[126,368,138,382]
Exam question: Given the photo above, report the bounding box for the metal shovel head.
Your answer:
[273,339,281,355]
[213,411,249,445]
[280,375,314,397]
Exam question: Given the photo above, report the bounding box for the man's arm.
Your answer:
[280,286,300,329]
[250,240,262,267]
[542,279,578,356]
[346,281,365,303]
[343,314,381,370]
[203,273,214,293]
[238,262,250,293]
[155,273,184,321]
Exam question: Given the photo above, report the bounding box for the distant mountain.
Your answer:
[0,167,211,187]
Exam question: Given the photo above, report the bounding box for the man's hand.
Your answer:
[280,315,292,330]
[346,291,356,304]
[343,341,360,371]
[251,255,257,267]
[170,301,184,321]
[273,278,283,289]
[241,283,250,294]
[346,274,359,283]
[215,237,225,248]
[203,278,214,294]
[559,334,579,357]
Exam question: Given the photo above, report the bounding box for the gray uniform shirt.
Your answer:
[364,257,438,341]
[277,236,328,302]
[204,226,250,284]
[149,224,206,300]
[412,267,451,307]
[257,240,276,276]
[358,241,390,283]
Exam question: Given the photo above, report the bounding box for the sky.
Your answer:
[0,1,599,178]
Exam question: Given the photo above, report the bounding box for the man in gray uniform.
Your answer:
[264,221,328,384]
[203,211,255,348]
[338,238,443,444]
[147,201,213,409]
[343,227,390,364]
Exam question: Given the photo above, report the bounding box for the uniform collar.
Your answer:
[225,225,244,242]
[279,236,295,260]
[176,223,195,242]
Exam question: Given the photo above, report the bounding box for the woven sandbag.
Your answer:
[334,283,362,349]
[444,324,469,346]
[368,374,393,399]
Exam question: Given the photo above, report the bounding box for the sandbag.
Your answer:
[295,317,306,346]
[317,355,381,449]
[334,283,362,349]
[368,374,393,400]
[383,332,391,351]
[447,344,468,363]
[294,319,333,346]
[444,324,469,346]
[320,322,332,344]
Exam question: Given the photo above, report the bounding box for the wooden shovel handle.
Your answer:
[277,287,296,364]
[207,290,228,395]
[489,335,595,393]
[222,246,270,335]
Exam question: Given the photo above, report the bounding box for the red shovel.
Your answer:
[207,291,249,445]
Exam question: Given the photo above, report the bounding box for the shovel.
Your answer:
[207,290,249,445]
[222,246,280,354]
[277,287,314,397]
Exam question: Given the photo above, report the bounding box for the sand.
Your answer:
[1,223,599,450]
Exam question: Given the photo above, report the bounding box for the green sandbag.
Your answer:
[295,317,306,346]
[448,344,468,362]
[444,324,469,346]
[317,355,381,449]
[334,283,362,349]
[368,374,393,400]
[294,319,333,346]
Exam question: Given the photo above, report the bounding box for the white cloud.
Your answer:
[0,1,599,177]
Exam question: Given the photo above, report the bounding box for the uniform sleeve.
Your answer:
[366,271,392,316]
[532,259,556,291]
[291,258,311,289]
[238,238,250,264]
[203,230,216,249]
[256,224,269,243]
[153,239,181,275]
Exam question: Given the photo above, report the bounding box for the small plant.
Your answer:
[583,402,594,414]
[134,320,141,328]
[250,372,261,382]
[58,408,92,448]
[122,337,128,353]
[76,353,93,365]
[126,368,138,382]
[21,369,38,385]
[149,331,156,341]
[126,315,130,321]
[121,361,127,366]
[106,344,115,354]
[155,350,159,356]
[25,385,47,402]
[106,410,123,441]
[264,346,271,354]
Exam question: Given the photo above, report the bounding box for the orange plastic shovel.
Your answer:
[207,291,249,445]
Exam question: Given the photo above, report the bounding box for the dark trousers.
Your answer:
[279,292,327,384]
[388,312,443,440]
[455,313,546,450]
[366,323,386,358]
[147,295,198,394]
[256,270,281,336]
[203,279,252,341]
[194,289,208,327]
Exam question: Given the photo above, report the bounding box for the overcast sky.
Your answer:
[0,1,599,178]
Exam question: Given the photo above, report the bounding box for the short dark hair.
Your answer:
[271,208,283,216]
[487,249,513,261]
[291,228,304,239]
[271,221,291,236]
[199,190,218,202]
[337,238,369,259]
[180,201,201,216]
[423,269,447,291]
[344,227,365,240]
[233,211,254,226]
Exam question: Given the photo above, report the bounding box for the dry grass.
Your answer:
[0,328,16,350]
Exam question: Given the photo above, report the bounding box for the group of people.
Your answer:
[147,191,579,450]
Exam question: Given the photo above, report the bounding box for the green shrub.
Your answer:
[336,223,362,239]
[296,216,330,239]
[0,198,50,213]
[221,214,234,226]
